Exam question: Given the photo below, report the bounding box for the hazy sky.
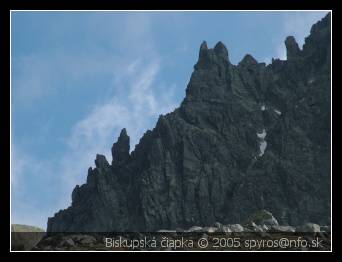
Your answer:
[11,11,329,229]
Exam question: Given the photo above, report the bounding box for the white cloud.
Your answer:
[68,58,177,155]
[11,12,180,229]
[12,12,161,110]
[282,11,329,48]
[11,58,179,229]
[264,11,328,62]
[57,57,178,212]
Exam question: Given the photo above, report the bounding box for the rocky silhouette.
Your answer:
[47,14,331,232]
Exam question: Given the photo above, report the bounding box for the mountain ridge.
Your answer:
[47,13,331,232]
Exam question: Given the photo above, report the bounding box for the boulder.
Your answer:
[226,224,244,233]
[296,223,321,233]
[186,226,203,232]
[270,225,296,233]
[247,210,279,227]
[60,238,75,248]
[320,225,331,232]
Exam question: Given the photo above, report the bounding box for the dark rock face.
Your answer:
[285,36,301,59]
[47,14,331,232]
[111,128,130,166]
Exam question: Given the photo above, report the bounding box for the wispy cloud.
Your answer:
[12,52,120,108]
[12,58,178,230]
[11,12,180,229]
[68,58,177,155]
[11,12,159,109]
[60,57,178,213]
[263,11,328,63]
[282,11,329,48]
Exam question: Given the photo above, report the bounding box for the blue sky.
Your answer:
[11,11,329,229]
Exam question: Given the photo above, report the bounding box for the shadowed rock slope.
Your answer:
[47,14,331,232]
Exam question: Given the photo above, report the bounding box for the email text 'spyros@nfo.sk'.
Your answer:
[104,236,324,250]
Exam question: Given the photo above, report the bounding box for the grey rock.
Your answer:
[199,41,208,57]
[247,210,279,227]
[201,233,208,240]
[47,14,331,233]
[79,235,97,245]
[239,54,258,67]
[285,36,301,59]
[244,222,264,232]
[71,234,86,242]
[60,238,75,247]
[186,226,203,232]
[296,223,321,233]
[226,224,244,233]
[320,225,331,232]
[213,222,223,229]
[111,128,130,166]
[158,229,177,233]
[202,227,218,233]
[221,226,232,233]
[95,154,109,169]
[214,41,229,62]
[261,224,269,231]
[270,225,296,232]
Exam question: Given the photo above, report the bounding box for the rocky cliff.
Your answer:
[47,13,331,232]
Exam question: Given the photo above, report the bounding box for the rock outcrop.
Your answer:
[47,14,331,232]
[36,210,331,251]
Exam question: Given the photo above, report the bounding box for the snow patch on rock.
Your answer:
[274,109,282,115]
[257,129,267,156]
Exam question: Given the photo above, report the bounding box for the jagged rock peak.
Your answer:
[309,12,331,37]
[111,128,130,164]
[302,13,330,63]
[71,185,80,204]
[95,154,109,169]
[119,128,129,139]
[198,40,229,63]
[239,54,258,67]
[47,15,331,233]
[214,41,229,61]
[199,41,208,58]
[285,36,301,60]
